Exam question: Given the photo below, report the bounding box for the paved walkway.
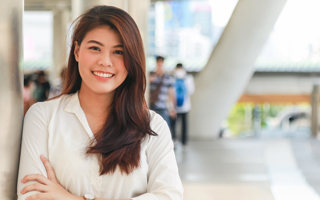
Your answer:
[175,138,320,200]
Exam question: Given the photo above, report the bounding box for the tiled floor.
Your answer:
[175,138,320,200]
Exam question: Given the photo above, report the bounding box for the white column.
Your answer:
[72,0,128,20]
[72,0,85,20]
[0,0,23,199]
[127,0,150,104]
[127,0,149,45]
[189,0,288,139]
[52,8,70,82]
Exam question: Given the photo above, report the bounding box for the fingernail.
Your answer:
[40,154,45,159]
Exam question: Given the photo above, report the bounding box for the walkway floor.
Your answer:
[175,138,320,200]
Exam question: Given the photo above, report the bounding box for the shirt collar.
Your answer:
[64,91,95,139]
[64,91,81,114]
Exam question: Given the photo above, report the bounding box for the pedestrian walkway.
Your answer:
[175,138,320,200]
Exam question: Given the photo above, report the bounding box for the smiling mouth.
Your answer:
[92,71,114,78]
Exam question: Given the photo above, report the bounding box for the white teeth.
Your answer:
[93,72,113,78]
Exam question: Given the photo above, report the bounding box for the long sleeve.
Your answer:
[17,95,184,200]
[132,120,183,200]
[17,103,49,200]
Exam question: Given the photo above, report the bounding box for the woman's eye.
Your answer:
[114,50,123,55]
[89,47,100,51]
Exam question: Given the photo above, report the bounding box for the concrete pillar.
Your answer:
[72,0,128,20]
[311,85,319,137]
[0,0,23,199]
[52,8,70,82]
[189,0,288,139]
[127,0,150,104]
[127,0,149,48]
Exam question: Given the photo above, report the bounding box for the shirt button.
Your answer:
[95,177,99,181]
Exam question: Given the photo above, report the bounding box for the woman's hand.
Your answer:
[20,155,79,200]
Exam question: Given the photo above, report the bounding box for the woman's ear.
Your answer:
[74,41,80,62]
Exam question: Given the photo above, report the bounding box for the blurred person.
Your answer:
[23,75,35,115]
[18,6,183,200]
[33,70,51,102]
[170,63,195,148]
[149,56,176,127]
[48,67,66,98]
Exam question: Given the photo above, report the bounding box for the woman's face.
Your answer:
[74,26,128,96]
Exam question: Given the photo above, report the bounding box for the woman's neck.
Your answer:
[78,86,113,119]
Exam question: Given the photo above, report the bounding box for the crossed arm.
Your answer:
[20,155,130,200]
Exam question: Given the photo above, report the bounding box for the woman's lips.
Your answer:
[92,71,114,78]
[92,71,114,81]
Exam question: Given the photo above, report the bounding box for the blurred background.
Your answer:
[23,0,320,139]
[2,0,320,199]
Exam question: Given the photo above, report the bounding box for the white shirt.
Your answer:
[17,92,183,200]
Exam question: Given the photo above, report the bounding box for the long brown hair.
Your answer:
[61,6,157,175]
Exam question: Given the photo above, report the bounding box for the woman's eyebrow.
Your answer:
[113,44,123,48]
[87,40,123,48]
[88,40,104,46]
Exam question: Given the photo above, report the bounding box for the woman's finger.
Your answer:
[25,192,49,200]
[20,182,47,194]
[40,154,58,183]
[21,174,50,185]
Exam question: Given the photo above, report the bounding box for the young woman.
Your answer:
[17,6,183,200]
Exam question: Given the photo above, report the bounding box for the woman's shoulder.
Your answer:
[144,109,173,149]
[148,110,170,134]
[148,110,165,124]
[25,93,75,117]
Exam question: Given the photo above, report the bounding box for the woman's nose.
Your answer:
[98,53,112,67]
